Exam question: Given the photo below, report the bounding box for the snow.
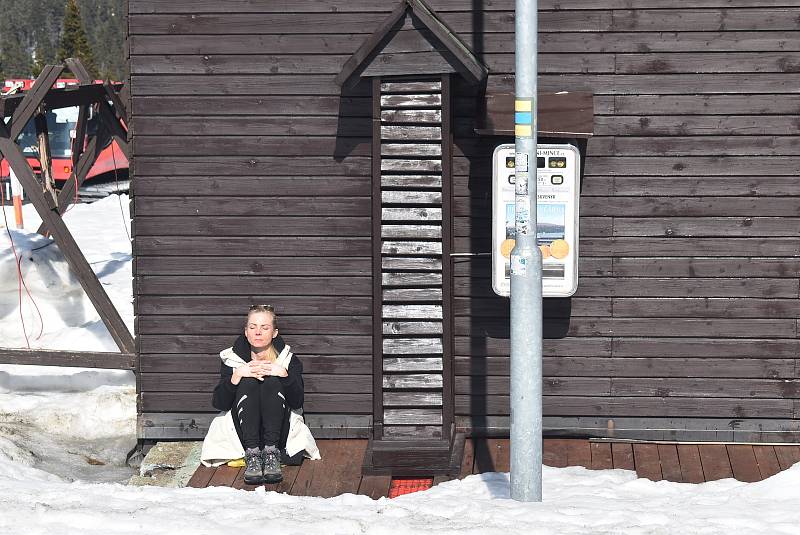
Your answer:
[2,196,800,534]
[0,456,799,534]
[1,194,133,351]
[1,196,137,484]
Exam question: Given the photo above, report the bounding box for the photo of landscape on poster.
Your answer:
[503,202,567,279]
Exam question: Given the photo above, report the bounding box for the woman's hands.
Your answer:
[231,360,288,385]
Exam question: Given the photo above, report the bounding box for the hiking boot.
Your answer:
[243,447,264,485]
[262,445,283,484]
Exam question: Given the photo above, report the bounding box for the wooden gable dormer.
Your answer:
[336,0,487,89]
[338,0,486,476]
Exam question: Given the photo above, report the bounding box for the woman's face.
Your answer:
[245,311,278,348]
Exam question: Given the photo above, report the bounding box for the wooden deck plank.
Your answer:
[753,445,782,480]
[475,438,509,473]
[289,443,334,497]
[292,440,366,498]
[727,445,762,483]
[358,475,392,499]
[223,456,300,493]
[562,440,590,469]
[611,443,635,471]
[473,438,508,473]
[543,438,570,468]
[487,438,510,473]
[657,444,683,483]
[460,437,475,477]
[207,464,240,487]
[332,440,369,497]
[589,442,613,470]
[261,461,302,494]
[186,464,216,488]
[185,439,800,494]
[633,443,662,481]
[698,444,733,481]
[231,466,253,491]
[676,444,705,484]
[774,445,800,471]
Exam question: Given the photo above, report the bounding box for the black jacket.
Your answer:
[211,334,304,412]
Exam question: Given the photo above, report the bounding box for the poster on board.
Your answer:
[492,143,580,297]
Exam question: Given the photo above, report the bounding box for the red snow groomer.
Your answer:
[1,78,129,186]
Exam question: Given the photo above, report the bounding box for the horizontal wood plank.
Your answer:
[138,334,372,354]
[456,396,794,418]
[135,237,371,256]
[135,256,371,276]
[383,357,443,372]
[383,392,443,407]
[141,392,372,413]
[454,357,795,379]
[135,216,371,237]
[137,315,372,335]
[383,338,444,355]
[137,275,371,295]
[383,374,444,389]
[136,296,372,315]
[135,197,370,216]
[384,408,442,425]
[383,321,443,335]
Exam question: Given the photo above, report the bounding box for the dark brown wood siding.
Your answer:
[447,0,800,441]
[129,0,800,441]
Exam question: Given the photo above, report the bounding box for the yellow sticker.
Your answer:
[550,239,570,259]
[515,124,532,137]
[515,99,532,112]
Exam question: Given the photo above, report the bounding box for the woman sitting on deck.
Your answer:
[200,305,320,485]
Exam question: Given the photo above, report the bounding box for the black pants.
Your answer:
[233,376,286,449]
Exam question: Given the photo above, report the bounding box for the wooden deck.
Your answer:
[187,438,800,498]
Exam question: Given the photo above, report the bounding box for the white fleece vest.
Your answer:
[200,344,321,467]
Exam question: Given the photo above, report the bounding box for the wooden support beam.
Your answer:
[36,132,106,236]
[0,120,135,353]
[0,348,134,369]
[103,81,129,124]
[72,105,90,163]
[34,110,58,208]
[8,65,63,139]
[36,105,111,235]
[65,58,130,160]
[1,84,118,118]
[118,84,131,119]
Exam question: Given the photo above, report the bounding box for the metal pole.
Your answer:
[510,0,542,502]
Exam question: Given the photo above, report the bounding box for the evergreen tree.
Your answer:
[0,38,33,78]
[58,0,97,77]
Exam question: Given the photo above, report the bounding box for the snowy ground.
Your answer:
[1,196,137,484]
[1,194,133,351]
[1,449,799,534]
[2,196,800,534]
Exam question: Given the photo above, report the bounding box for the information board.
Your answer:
[492,143,581,297]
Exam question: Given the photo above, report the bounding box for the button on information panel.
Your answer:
[492,143,581,297]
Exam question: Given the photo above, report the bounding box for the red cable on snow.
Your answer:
[1,189,31,348]
[2,187,46,343]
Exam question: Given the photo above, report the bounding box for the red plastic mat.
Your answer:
[388,478,434,498]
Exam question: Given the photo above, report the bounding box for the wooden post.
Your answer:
[9,66,64,139]
[65,58,130,159]
[34,109,58,209]
[36,114,109,236]
[0,120,135,353]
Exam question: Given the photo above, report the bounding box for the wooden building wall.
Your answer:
[129,0,800,441]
